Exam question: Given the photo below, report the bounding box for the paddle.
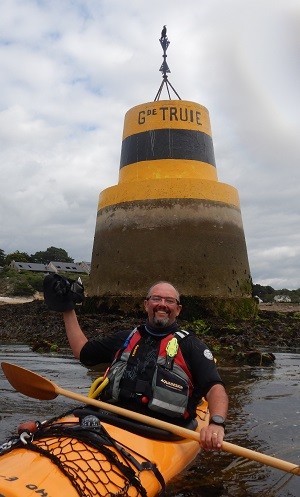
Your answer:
[1,362,299,476]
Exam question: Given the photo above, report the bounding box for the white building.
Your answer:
[273,295,292,303]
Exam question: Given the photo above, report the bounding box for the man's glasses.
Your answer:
[147,295,180,305]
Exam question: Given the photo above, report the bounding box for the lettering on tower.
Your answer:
[138,105,202,126]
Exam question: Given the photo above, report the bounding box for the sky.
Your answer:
[0,0,299,290]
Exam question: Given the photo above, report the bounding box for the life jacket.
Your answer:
[101,327,194,419]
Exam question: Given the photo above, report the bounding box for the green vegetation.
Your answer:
[0,246,86,297]
[191,319,211,335]
[2,246,74,266]
[0,249,5,266]
[180,295,258,320]
[252,284,300,303]
[31,247,74,264]
[0,268,44,296]
[0,267,89,297]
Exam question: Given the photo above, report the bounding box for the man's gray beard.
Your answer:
[153,316,170,327]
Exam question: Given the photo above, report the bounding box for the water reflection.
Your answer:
[0,345,299,496]
[167,352,299,497]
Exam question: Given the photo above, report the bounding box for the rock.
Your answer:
[238,350,276,366]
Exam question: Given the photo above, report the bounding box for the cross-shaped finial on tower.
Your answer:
[154,26,181,101]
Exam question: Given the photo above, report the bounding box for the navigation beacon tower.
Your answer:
[89,27,253,316]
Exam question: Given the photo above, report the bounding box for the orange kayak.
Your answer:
[0,402,208,497]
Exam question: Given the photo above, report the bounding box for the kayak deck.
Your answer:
[0,402,208,497]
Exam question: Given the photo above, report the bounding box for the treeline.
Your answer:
[0,246,74,266]
[0,246,89,297]
[252,284,300,303]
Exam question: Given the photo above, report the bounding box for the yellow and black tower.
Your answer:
[89,28,253,317]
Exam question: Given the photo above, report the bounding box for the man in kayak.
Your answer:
[43,276,228,451]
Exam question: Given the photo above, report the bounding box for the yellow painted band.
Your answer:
[98,179,240,210]
[122,100,212,139]
[119,160,218,183]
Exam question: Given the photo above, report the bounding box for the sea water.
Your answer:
[0,345,299,497]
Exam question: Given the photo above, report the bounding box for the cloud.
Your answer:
[0,0,299,289]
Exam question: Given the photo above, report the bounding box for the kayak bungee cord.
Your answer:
[0,407,166,497]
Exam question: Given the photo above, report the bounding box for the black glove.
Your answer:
[43,274,84,312]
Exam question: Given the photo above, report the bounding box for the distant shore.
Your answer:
[258,302,300,312]
[0,298,299,362]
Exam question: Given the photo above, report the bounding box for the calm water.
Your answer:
[0,345,299,497]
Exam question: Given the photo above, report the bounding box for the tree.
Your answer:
[31,246,74,264]
[4,251,31,265]
[0,249,5,266]
[252,284,275,301]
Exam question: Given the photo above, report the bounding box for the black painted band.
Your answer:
[120,129,216,168]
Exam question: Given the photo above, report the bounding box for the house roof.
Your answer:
[48,261,90,273]
[10,260,90,274]
[10,261,51,272]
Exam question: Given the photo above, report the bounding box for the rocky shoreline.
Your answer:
[0,300,299,364]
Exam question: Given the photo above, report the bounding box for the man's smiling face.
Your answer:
[144,282,182,327]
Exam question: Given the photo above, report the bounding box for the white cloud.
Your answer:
[0,0,299,289]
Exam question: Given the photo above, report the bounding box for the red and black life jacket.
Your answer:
[102,327,194,419]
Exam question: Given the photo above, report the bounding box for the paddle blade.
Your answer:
[1,362,58,400]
